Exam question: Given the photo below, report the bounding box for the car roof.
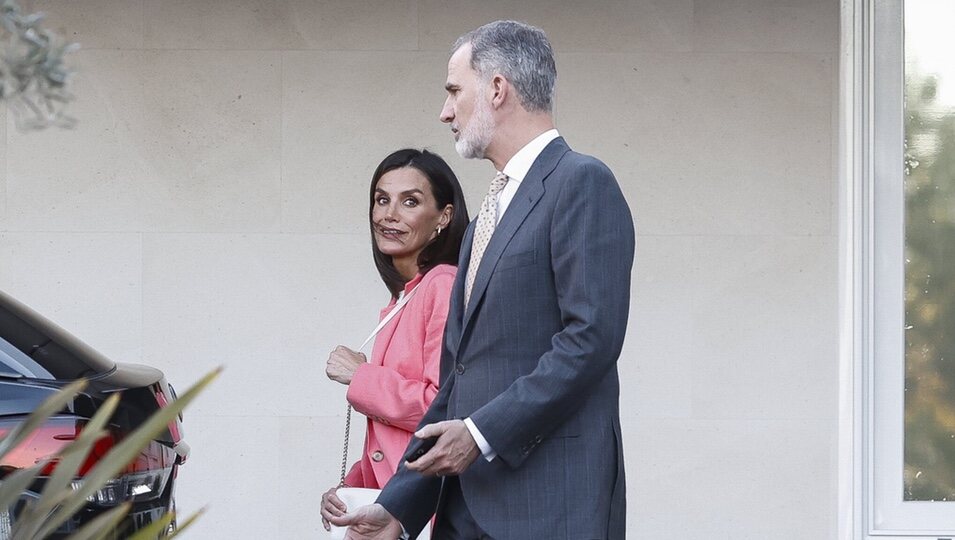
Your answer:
[0,289,116,381]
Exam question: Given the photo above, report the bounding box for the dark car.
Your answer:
[0,289,188,538]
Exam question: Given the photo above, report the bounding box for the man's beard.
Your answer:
[455,96,494,159]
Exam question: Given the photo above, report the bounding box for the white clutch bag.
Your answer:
[327,487,431,539]
[326,488,379,539]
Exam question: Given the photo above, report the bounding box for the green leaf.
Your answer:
[68,502,131,540]
[12,395,119,539]
[0,462,43,511]
[0,379,86,461]
[12,480,75,539]
[32,395,120,522]
[34,367,221,539]
[125,510,175,540]
[166,507,206,539]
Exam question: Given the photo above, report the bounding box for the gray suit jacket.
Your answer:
[378,137,634,540]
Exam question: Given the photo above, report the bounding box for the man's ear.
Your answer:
[490,74,508,109]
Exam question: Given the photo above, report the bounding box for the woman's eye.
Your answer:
[376,197,389,205]
[403,198,419,207]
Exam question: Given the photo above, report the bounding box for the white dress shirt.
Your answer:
[463,128,560,461]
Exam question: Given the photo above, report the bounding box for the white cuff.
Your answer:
[464,417,496,462]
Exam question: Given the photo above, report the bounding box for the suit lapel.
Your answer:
[444,222,474,361]
[460,137,570,335]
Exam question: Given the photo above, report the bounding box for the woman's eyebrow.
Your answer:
[375,188,425,197]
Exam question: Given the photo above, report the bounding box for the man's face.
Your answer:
[440,44,494,159]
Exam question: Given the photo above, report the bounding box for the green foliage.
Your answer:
[903,67,955,501]
[0,0,77,130]
[0,368,220,539]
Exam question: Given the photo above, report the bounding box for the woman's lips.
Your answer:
[376,226,406,239]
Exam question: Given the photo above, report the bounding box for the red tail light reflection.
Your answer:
[0,416,175,505]
[152,386,182,444]
[0,417,92,475]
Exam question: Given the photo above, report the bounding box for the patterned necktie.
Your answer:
[465,172,509,307]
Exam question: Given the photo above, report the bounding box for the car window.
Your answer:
[0,338,54,378]
[0,292,115,380]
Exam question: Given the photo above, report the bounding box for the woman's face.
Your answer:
[372,167,451,275]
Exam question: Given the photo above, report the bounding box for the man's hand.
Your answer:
[326,345,366,385]
[406,419,480,476]
[328,503,403,540]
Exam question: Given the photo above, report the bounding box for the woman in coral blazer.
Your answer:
[321,149,468,529]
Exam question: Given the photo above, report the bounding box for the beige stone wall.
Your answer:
[0,1,840,537]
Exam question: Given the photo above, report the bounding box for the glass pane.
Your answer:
[904,0,955,502]
[0,337,53,378]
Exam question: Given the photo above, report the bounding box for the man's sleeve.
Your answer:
[464,417,496,461]
[375,349,457,536]
[469,159,635,468]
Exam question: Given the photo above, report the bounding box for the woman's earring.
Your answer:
[435,226,443,235]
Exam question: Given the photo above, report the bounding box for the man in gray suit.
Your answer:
[330,20,634,540]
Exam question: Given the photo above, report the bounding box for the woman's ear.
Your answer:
[439,205,453,228]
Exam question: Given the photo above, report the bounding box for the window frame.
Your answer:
[847,0,955,537]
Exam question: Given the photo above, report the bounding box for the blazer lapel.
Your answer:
[461,137,570,334]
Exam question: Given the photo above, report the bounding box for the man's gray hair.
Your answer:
[452,20,556,113]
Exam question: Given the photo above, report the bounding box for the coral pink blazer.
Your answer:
[343,264,455,488]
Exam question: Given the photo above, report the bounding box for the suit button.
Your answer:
[456,364,465,375]
[534,435,542,443]
[371,450,384,462]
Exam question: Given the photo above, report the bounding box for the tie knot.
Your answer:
[488,173,508,195]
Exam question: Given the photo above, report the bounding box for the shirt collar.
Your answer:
[501,129,560,184]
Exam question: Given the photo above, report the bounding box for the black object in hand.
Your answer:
[406,436,438,463]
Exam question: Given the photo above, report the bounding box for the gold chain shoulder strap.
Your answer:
[337,284,420,486]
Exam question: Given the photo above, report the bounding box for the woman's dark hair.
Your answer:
[370,149,469,298]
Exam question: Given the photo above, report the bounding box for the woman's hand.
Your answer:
[326,345,366,385]
[320,486,347,531]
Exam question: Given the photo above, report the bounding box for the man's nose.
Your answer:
[439,98,453,123]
